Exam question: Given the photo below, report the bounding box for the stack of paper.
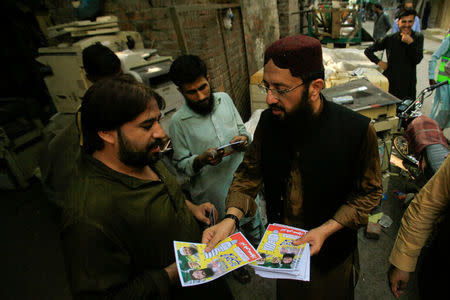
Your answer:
[47,16,119,39]
[174,232,260,286]
[250,223,310,281]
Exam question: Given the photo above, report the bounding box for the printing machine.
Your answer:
[115,48,185,127]
[36,31,140,113]
[36,31,184,120]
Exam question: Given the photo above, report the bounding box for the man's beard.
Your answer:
[185,88,215,115]
[117,128,163,167]
[269,84,319,175]
[269,84,316,128]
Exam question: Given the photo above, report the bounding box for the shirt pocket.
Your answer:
[213,107,239,138]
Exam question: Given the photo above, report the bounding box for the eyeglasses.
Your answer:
[257,82,305,99]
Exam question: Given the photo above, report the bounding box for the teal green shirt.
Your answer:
[169,92,251,219]
[62,154,203,299]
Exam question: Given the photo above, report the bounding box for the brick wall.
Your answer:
[241,0,279,76]
[277,0,299,37]
[290,0,300,35]
[175,7,251,119]
[103,1,182,58]
[220,8,250,118]
[278,0,290,37]
[44,0,77,24]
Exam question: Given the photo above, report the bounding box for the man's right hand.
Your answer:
[429,79,437,86]
[378,61,388,71]
[400,33,414,45]
[202,218,236,252]
[198,147,223,166]
[388,264,410,298]
[194,147,224,172]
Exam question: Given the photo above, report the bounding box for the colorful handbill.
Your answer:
[250,223,310,281]
[174,232,260,287]
[216,140,244,157]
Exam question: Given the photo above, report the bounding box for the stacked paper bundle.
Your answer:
[250,223,310,281]
[47,16,119,39]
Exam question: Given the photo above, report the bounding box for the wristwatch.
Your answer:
[224,214,240,230]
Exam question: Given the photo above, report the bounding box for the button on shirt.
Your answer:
[169,92,250,218]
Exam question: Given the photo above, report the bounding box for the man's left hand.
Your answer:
[186,200,217,225]
[202,218,236,252]
[400,33,414,45]
[230,135,248,151]
[292,227,327,256]
[378,61,388,71]
[292,219,343,256]
[388,264,410,298]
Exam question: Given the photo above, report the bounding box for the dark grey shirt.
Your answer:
[373,12,392,41]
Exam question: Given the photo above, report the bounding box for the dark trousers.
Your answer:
[277,250,357,300]
[172,277,233,299]
[417,215,450,300]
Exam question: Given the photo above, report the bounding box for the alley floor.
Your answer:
[1,22,447,300]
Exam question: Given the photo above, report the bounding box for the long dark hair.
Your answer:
[80,75,165,154]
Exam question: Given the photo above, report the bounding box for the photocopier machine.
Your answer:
[36,30,184,121]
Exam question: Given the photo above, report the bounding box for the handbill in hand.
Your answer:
[174,232,260,286]
[250,223,310,281]
[216,140,244,157]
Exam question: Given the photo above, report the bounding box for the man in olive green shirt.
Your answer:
[61,76,233,299]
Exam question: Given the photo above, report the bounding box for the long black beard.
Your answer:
[270,85,317,138]
[185,88,215,115]
[117,128,163,167]
[270,88,320,196]
[286,88,316,132]
[276,88,322,165]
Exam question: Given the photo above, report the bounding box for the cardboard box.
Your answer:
[325,68,389,92]
[372,117,399,133]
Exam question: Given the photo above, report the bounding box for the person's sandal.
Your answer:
[232,266,251,284]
